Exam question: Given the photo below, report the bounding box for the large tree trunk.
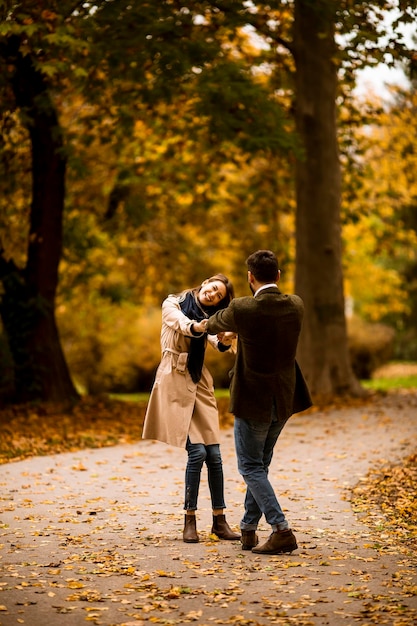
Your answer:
[292,0,362,399]
[0,37,79,405]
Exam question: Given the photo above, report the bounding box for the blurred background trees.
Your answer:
[1,1,416,404]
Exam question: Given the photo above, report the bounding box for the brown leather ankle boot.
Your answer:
[252,529,297,554]
[211,514,240,540]
[241,530,259,550]
[183,514,199,543]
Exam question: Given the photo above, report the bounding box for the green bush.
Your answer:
[58,302,162,393]
[348,316,395,380]
[394,328,417,362]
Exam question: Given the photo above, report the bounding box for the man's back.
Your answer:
[207,286,309,422]
[230,288,304,375]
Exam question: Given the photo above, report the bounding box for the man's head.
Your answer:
[246,250,280,293]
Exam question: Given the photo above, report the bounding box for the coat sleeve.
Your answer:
[207,333,219,350]
[207,302,237,334]
[162,295,198,337]
[206,332,233,353]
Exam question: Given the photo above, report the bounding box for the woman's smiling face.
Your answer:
[198,280,227,308]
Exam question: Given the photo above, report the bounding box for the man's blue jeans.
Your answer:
[184,439,226,511]
[234,410,289,531]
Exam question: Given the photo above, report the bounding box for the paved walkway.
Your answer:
[1,393,416,626]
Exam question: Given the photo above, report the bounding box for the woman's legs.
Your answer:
[183,440,239,541]
[205,444,226,510]
[184,439,207,512]
[206,444,239,540]
[185,441,227,511]
[183,440,207,543]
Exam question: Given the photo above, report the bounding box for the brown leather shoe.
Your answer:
[211,514,240,540]
[252,529,297,554]
[183,514,199,543]
[241,530,259,551]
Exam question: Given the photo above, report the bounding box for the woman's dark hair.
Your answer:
[246,250,279,283]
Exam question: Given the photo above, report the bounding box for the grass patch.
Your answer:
[111,363,417,401]
[109,392,150,403]
[361,375,417,392]
[112,378,417,402]
[110,388,231,403]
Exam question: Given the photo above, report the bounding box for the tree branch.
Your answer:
[209,1,294,56]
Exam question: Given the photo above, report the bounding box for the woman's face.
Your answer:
[198,280,227,308]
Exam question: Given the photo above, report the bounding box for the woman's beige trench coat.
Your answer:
[142,294,226,448]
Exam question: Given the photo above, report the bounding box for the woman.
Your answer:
[142,274,239,543]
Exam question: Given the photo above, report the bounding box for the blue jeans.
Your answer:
[234,407,289,531]
[184,439,226,511]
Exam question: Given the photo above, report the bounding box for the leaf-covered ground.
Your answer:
[0,394,370,465]
[0,393,416,544]
[0,396,149,464]
[351,452,417,552]
[0,392,416,625]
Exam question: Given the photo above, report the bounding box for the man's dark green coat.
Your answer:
[207,287,312,422]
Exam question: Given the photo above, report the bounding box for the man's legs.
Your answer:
[234,414,288,531]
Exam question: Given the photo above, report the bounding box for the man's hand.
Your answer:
[217,331,236,345]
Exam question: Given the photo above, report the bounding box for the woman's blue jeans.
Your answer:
[234,409,289,531]
[184,439,226,511]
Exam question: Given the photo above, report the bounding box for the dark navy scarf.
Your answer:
[179,291,207,384]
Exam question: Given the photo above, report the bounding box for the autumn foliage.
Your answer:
[1,1,417,407]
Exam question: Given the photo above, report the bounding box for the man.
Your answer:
[206,250,312,555]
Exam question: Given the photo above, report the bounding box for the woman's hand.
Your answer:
[193,319,208,334]
[217,331,236,345]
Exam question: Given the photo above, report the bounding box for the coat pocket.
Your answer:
[175,352,188,374]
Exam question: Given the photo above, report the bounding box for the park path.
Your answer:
[0,392,416,626]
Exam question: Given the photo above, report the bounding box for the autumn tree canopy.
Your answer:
[1,0,416,404]
[0,0,295,404]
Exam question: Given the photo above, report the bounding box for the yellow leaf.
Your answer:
[72,461,87,471]
[185,610,203,620]
[156,570,176,577]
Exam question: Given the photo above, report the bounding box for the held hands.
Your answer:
[217,331,237,346]
[192,321,236,343]
[193,319,209,334]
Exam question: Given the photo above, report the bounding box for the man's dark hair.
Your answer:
[246,250,279,283]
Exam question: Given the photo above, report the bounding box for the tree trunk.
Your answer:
[292,0,362,399]
[0,37,79,405]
